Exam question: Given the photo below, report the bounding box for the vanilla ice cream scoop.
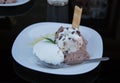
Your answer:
[55,26,83,53]
[33,41,64,65]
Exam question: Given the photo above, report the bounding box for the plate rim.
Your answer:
[0,0,30,6]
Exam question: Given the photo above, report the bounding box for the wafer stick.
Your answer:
[72,6,82,29]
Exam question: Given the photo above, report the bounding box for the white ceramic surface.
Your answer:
[12,22,103,75]
[0,0,30,6]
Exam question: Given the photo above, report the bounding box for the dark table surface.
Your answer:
[0,0,120,83]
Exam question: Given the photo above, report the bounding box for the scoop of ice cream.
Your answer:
[55,26,90,65]
[33,41,64,65]
[5,0,16,4]
[0,0,16,4]
[0,0,4,4]
[55,26,83,53]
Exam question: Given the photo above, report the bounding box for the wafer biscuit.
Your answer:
[72,6,82,29]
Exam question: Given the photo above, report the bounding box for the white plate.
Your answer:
[12,22,103,75]
[0,0,30,6]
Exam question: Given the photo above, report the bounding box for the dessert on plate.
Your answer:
[33,6,90,66]
[0,0,16,4]
[33,25,90,65]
